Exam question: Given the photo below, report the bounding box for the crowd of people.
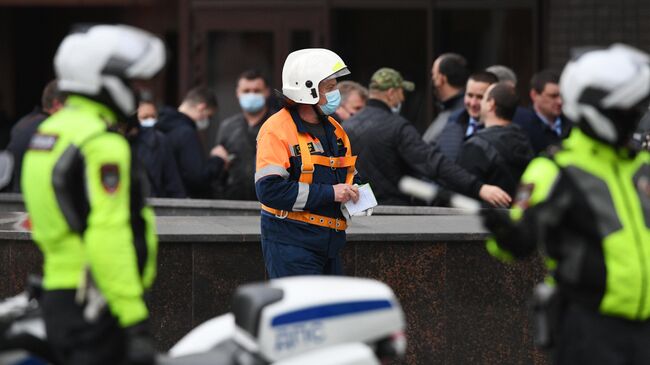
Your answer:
[3,49,578,208]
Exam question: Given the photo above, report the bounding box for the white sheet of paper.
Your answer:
[344,184,378,215]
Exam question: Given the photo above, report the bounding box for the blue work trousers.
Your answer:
[261,239,342,278]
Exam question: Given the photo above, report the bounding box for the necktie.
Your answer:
[553,118,563,136]
[466,118,480,137]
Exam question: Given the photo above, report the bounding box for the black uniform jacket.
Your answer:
[344,99,482,205]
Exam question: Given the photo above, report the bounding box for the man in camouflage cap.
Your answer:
[368,68,414,114]
[370,67,415,90]
[343,67,511,207]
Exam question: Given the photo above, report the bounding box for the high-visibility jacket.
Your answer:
[22,95,158,328]
[488,128,650,321]
[255,107,357,257]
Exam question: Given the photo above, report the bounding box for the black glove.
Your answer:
[124,321,156,365]
[481,208,513,237]
[481,208,536,259]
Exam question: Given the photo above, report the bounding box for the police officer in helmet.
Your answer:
[483,44,650,364]
[22,25,164,365]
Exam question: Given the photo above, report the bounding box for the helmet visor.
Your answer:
[324,67,351,81]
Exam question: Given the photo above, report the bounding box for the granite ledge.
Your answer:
[0,215,490,243]
[0,193,475,216]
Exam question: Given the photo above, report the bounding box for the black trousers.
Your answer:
[42,290,126,365]
[555,304,650,365]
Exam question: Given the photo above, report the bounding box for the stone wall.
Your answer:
[0,214,549,364]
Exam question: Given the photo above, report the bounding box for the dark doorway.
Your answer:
[433,7,535,105]
[0,7,124,147]
[9,7,125,117]
[0,6,178,148]
[331,8,429,131]
[190,4,326,149]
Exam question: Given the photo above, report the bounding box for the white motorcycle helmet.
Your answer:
[281,48,350,104]
[54,24,166,118]
[560,43,650,146]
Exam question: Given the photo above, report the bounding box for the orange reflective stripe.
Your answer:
[256,115,292,176]
[261,204,347,231]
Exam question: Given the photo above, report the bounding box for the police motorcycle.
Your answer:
[1,276,406,365]
[0,277,55,365]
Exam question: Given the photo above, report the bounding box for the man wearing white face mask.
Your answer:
[214,69,274,200]
[344,67,512,207]
[131,99,186,198]
[157,87,229,198]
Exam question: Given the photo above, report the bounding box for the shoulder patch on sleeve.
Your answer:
[100,164,120,194]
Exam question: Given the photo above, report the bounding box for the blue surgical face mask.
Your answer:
[139,118,156,127]
[391,102,402,114]
[319,89,341,116]
[239,93,266,113]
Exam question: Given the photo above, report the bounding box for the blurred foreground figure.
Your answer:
[483,44,650,365]
[22,25,165,365]
[1,276,407,365]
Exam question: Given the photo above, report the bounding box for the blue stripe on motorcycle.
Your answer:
[14,356,49,365]
[271,300,392,327]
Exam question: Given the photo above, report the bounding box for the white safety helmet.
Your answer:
[281,48,350,104]
[560,43,650,146]
[54,24,166,117]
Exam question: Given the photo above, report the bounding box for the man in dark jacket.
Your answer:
[458,82,534,197]
[436,71,499,161]
[344,67,511,207]
[515,70,572,154]
[485,64,533,129]
[214,70,273,200]
[131,100,186,198]
[423,53,468,143]
[156,87,229,198]
[6,80,65,192]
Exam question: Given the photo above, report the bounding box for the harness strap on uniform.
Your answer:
[330,120,356,184]
[262,204,347,231]
[297,132,314,184]
[310,155,357,169]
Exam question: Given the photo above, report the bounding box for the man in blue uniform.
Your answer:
[255,48,360,278]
